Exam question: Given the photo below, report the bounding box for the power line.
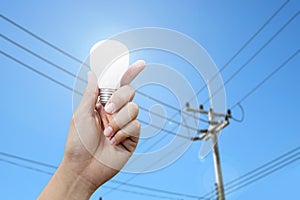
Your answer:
[0,158,183,200]
[203,145,300,199]
[111,180,206,200]
[229,103,245,123]
[0,152,57,169]
[2,144,300,199]
[202,9,300,105]
[0,14,88,67]
[0,50,83,96]
[231,49,299,110]
[225,152,300,194]
[139,118,192,139]
[0,158,54,176]
[0,33,87,83]
[0,51,194,140]
[137,90,209,123]
[140,106,199,132]
[188,0,290,102]
[225,155,300,196]
[225,146,300,187]
[0,14,208,123]
[0,152,207,199]
[102,185,185,200]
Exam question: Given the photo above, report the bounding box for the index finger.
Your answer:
[120,60,146,86]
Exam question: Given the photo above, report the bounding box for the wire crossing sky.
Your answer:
[1,143,300,199]
[1,0,300,199]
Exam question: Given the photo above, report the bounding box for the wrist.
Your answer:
[38,163,97,200]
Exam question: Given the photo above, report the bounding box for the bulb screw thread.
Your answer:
[99,88,117,106]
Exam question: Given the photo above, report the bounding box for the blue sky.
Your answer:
[1,0,300,199]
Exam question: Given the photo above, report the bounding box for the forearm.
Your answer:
[38,163,96,200]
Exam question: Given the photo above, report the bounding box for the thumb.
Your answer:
[80,71,98,113]
[120,60,146,86]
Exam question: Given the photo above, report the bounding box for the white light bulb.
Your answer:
[90,39,129,105]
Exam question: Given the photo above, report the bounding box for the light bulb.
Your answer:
[90,39,129,105]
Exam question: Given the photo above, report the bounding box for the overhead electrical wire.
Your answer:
[203,145,300,199]
[101,185,185,200]
[188,0,290,103]
[0,14,87,66]
[229,103,245,122]
[225,151,300,195]
[230,49,299,110]
[226,49,299,121]
[0,33,85,82]
[0,158,54,176]
[225,155,300,197]
[1,144,300,199]
[202,9,299,105]
[0,158,184,200]
[0,50,83,96]
[224,146,300,188]
[0,152,207,200]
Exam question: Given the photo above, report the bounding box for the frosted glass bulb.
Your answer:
[90,40,129,105]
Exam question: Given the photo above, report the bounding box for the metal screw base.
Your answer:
[99,88,117,106]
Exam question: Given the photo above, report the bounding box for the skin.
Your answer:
[38,60,146,200]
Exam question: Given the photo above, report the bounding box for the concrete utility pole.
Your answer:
[186,104,230,200]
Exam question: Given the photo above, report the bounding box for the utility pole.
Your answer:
[186,104,231,200]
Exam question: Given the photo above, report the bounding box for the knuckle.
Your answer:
[123,85,134,93]
[112,85,135,106]
[133,120,141,131]
[127,102,139,118]
[123,85,135,98]
[110,118,119,130]
[128,101,138,111]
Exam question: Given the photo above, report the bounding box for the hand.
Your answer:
[38,60,146,200]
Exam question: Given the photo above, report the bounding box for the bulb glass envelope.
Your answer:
[90,39,130,89]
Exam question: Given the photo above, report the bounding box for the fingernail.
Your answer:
[105,102,115,113]
[104,126,113,137]
[110,137,116,145]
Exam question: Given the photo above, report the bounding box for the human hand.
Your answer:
[38,60,146,200]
